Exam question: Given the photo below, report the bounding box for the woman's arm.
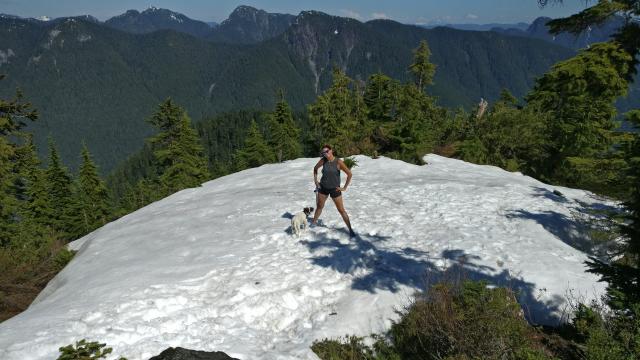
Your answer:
[313,159,324,187]
[338,160,352,191]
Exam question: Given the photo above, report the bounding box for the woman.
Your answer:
[311,144,355,237]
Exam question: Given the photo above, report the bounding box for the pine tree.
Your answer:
[308,68,362,155]
[408,40,436,90]
[68,144,111,238]
[268,90,302,162]
[540,0,639,79]
[159,114,210,193]
[0,76,38,244]
[234,120,275,170]
[45,138,73,237]
[526,42,632,176]
[147,99,210,195]
[16,135,52,231]
[364,73,396,124]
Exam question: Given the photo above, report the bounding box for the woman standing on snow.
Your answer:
[311,144,355,237]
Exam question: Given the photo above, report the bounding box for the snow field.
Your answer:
[0,155,610,359]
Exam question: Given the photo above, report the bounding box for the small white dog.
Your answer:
[291,207,314,237]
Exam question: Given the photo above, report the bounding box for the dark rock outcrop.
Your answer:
[148,347,240,360]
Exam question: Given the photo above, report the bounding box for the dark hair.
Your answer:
[321,144,332,150]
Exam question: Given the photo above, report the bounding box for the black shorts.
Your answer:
[318,186,342,198]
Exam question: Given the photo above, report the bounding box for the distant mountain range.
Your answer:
[0,5,634,172]
[421,22,530,32]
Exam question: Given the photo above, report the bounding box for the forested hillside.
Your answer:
[0,9,576,171]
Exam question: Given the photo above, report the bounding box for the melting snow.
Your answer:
[0,155,609,359]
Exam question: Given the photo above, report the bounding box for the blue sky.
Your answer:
[0,0,588,24]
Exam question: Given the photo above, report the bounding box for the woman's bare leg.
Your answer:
[312,193,329,224]
[332,195,353,232]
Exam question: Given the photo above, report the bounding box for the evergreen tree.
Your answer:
[0,76,38,244]
[540,0,639,79]
[147,99,210,195]
[408,40,436,90]
[45,138,73,237]
[526,42,632,176]
[388,84,445,163]
[159,114,210,193]
[16,135,52,231]
[587,110,640,310]
[364,73,396,124]
[234,120,275,170]
[308,68,363,155]
[268,90,302,162]
[68,144,111,238]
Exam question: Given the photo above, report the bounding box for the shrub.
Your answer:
[312,280,553,360]
[343,156,359,169]
[57,339,127,360]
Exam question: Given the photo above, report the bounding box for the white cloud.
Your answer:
[371,12,389,20]
[340,9,362,20]
[466,13,479,20]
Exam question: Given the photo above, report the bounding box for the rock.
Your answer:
[148,347,240,360]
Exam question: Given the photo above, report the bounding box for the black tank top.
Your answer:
[320,158,340,189]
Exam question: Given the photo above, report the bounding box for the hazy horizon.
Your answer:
[0,0,588,25]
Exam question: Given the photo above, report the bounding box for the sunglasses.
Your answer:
[321,149,330,155]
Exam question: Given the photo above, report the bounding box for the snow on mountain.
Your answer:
[0,155,609,359]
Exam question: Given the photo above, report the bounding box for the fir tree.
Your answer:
[364,73,396,124]
[526,42,632,176]
[234,120,275,170]
[159,114,210,193]
[147,99,210,195]
[16,135,52,231]
[45,138,73,237]
[0,76,38,244]
[268,90,302,162]
[540,0,639,79]
[308,68,363,155]
[68,144,111,238]
[408,40,436,90]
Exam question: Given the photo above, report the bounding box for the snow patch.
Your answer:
[77,34,92,42]
[43,29,62,49]
[0,48,15,66]
[36,16,51,21]
[0,155,610,360]
[169,13,183,23]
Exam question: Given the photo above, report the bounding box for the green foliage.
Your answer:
[45,138,74,238]
[457,99,549,174]
[313,280,553,360]
[343,156,358,169]
[308,68,368,156]
[147,99,210,195]
[526,42,632,177]
[0,77,38,244]
[555,157,629,199]
[390,280,550,360]
[54,248,76,271]
[565,302,640,360]
[234,120,276,170]
[57,339,127,360]
[268,91,303,162]
[542,0,639,81]
[364,73,397,124]
[312,336,379,360]
[408,40,436,89]
[67,144,111,239]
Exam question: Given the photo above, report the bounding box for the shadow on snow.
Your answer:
[300,231,565,325]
